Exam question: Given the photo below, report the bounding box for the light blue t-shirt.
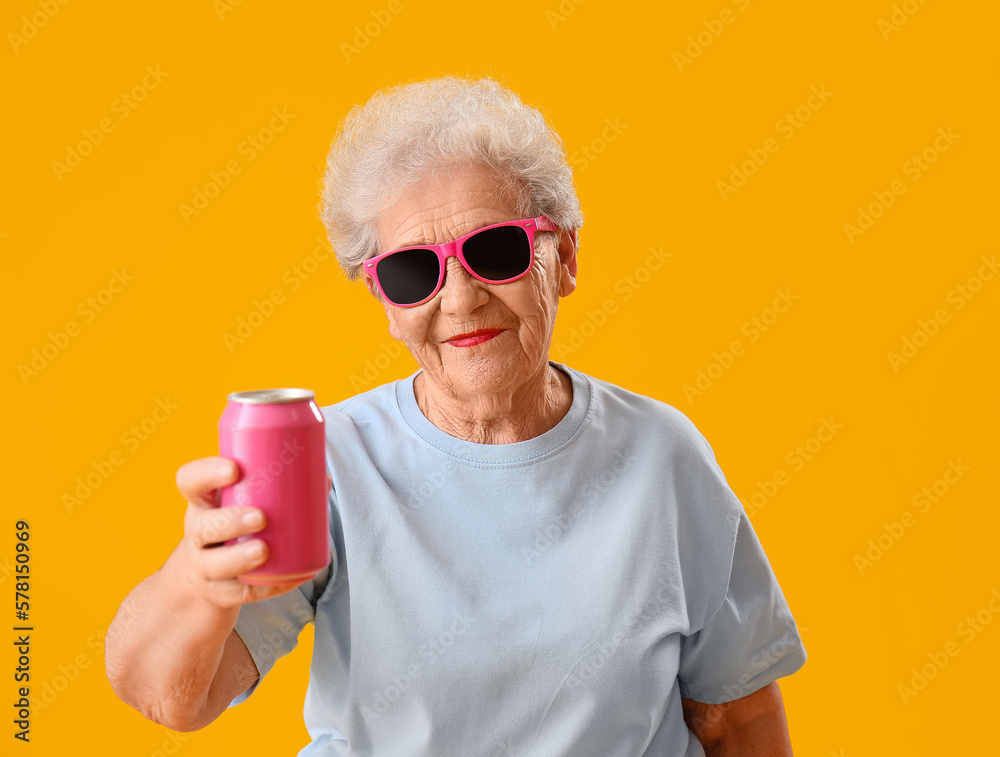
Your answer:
[229,362,807,756]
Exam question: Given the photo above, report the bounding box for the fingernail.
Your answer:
[217,462,233,479]
[247,542,265,561]
[243,510,263,527]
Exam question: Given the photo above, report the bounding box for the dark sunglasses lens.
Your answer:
[463,226,531,281]
[376,248,440,305]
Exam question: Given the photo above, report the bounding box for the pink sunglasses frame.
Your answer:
[363,215,558,307]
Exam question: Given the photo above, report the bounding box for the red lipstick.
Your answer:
[446,328,504,348]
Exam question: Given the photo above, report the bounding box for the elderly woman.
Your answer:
[106,76,807,756]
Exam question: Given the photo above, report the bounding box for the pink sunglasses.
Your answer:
[364,216,558,307]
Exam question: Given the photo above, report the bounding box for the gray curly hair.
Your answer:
[318,75,584,282]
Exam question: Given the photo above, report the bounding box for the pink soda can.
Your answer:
[218,388,329,585]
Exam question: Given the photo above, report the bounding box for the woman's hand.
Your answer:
[105,455,331,731]
[174,456,320,610]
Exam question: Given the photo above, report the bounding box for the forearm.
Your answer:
[105,544,241,730]
[701,705,793,757]
[683,682,795,757]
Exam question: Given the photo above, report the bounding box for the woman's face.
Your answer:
[370,162,577,401]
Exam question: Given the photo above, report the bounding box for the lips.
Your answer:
[445,328,505,347]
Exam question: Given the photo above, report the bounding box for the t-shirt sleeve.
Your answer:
[676,508,807,704]
[227,488,340,708]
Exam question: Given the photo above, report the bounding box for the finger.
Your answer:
[327,473,332,492]
[207,575,314,610]
[198,538,269,582]
[185,504,265,548]
[240,578,316,605]
[177,456,241,509]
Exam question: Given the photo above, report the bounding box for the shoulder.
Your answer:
[562,364,742,520]
[563,364,720,462]
[563,365,745,630]
[319,376,406,427]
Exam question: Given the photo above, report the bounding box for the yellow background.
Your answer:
[3,0,997,753]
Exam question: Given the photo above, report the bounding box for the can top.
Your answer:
[227,388,316,404]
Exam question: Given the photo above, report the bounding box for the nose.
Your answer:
[438,256,489,314]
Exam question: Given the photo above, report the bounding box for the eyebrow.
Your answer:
[392,238,433,250]
[390,219,508,251]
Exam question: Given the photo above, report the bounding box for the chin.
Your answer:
[446,349,534,395]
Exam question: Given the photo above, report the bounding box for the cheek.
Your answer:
[506,283,558,333]
[530,262,561,317]
[391,309,435,344]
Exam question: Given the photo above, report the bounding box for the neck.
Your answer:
[414,362,573,444]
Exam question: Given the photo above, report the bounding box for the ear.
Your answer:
[363,271,380,299]
[364,273,403,340]
[557,228,578,297]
